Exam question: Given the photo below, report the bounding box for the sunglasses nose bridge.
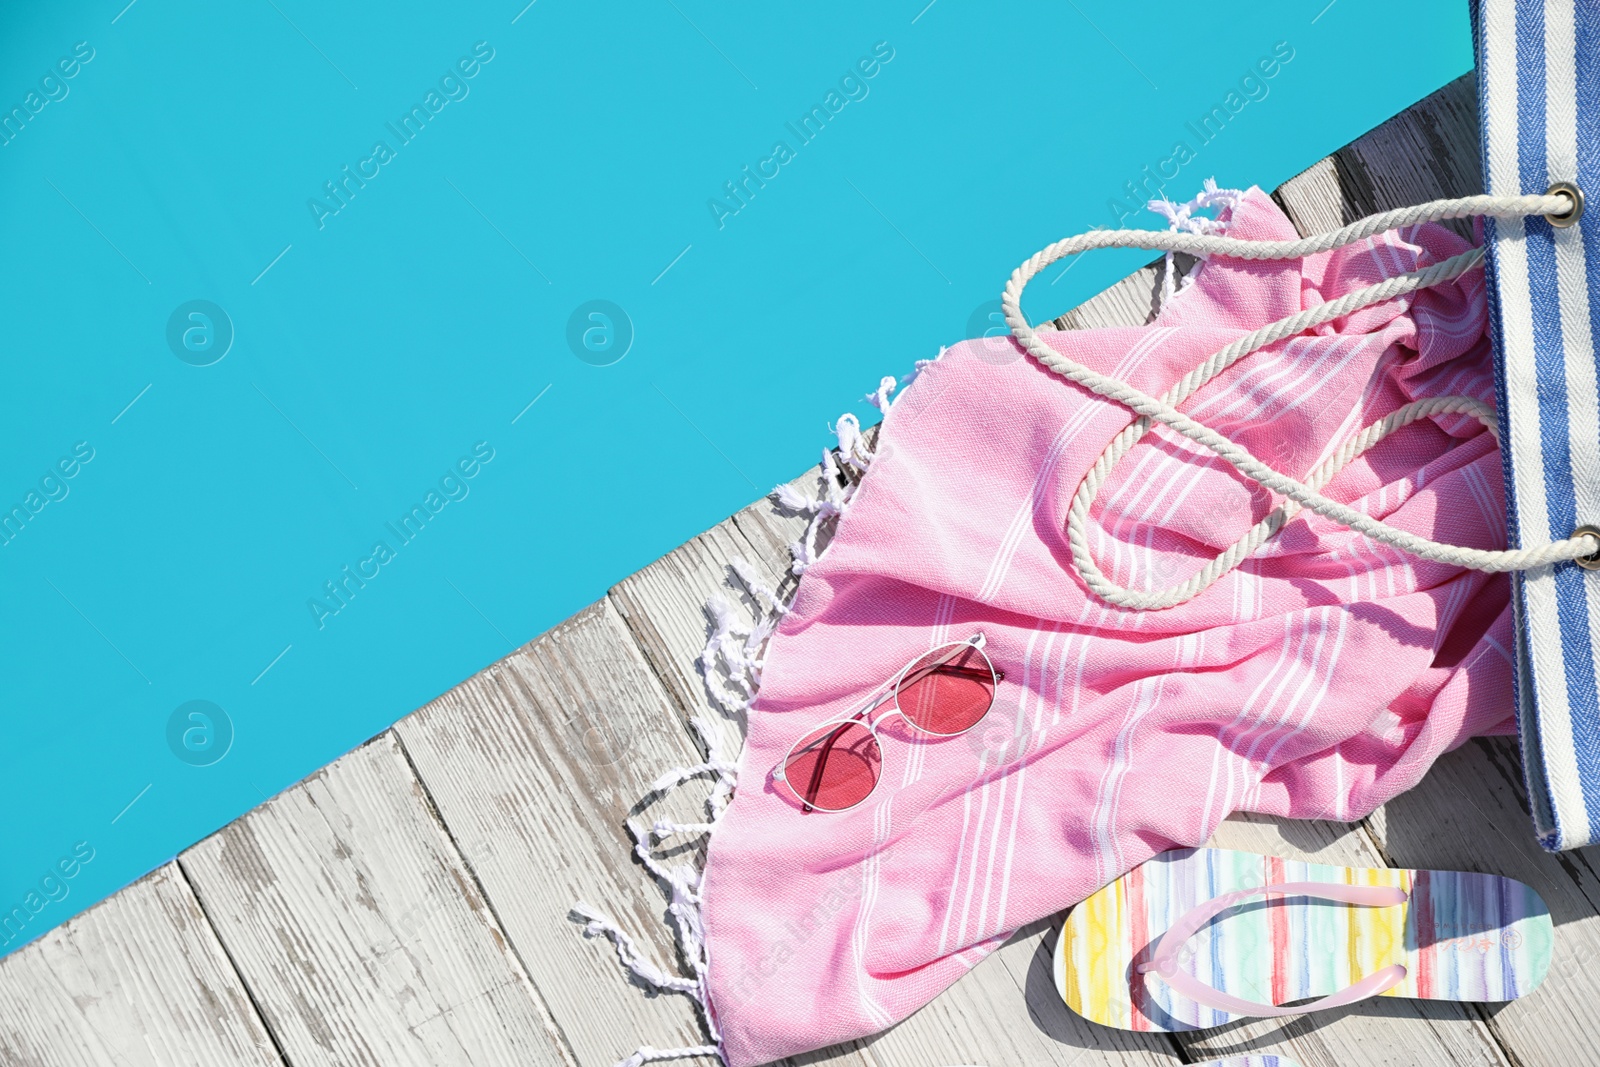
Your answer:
[868,705,903,732]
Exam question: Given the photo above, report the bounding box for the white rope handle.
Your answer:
[1001,191,1600,610]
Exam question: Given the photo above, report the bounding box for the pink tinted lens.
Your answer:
[896,644,995,735]
[782,720,881,811]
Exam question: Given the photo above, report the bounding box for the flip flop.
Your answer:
[1055,847,1552,1031]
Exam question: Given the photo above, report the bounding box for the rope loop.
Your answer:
[1001,190,1598,610]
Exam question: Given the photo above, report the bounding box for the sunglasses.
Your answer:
[774,633,1005,813]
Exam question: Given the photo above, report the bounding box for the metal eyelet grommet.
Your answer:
[1574,525,1600,570]
[1546,181,1585,228]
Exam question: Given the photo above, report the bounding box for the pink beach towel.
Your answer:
[650,187,1517,1066]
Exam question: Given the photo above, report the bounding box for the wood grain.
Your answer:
[857,920,1181,1067]
[0,863,282,1067]
[1272,75,1480,236]
[391,599,871,1067]
[609,480,814,762]
[1053,262,1175,332]
[180,732,565,1067]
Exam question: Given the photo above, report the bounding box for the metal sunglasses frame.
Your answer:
[773,633,1005,813]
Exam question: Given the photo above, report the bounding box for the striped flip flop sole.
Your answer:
[1055,848,1552,1031]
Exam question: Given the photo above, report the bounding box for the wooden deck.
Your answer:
[6,74,1598,1067]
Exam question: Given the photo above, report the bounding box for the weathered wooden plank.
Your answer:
[609,484,813,763]
[611,446,875,766]
[391,600,868,1067]
[1172,814,1512,1067]
[1365,739,1600,1067]
[1054,263,1172,332]
[860,919,1179,1067]
[726,474,822,571]
[0,863,283,1067]
[180,732,565,1067]
[1273,75,1479,236]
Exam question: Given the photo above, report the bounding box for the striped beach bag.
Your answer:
[1478,0,1600,850]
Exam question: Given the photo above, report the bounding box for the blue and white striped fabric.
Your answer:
[1478,0,1600,850]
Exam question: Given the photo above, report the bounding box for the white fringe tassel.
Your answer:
[574,706,734,1067]
[781,391,898,577]
[1146,178,1245,307]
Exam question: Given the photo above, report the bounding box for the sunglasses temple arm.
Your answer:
[944,665,1000,678]
[898,660,997,690]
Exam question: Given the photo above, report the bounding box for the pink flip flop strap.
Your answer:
[1137,880,1409,1018]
